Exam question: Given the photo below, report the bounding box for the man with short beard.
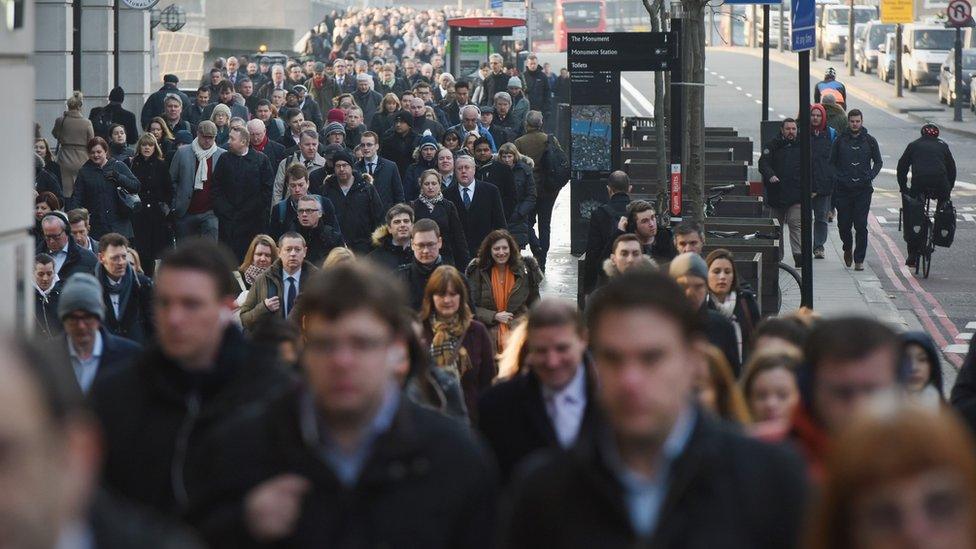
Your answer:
[319,150,384,254]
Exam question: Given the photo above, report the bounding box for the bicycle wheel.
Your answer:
[920,250,931,278]
[777,262,803,314]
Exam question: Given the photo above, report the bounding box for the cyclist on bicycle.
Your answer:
[896,123,956,267]
[814,68,847,104]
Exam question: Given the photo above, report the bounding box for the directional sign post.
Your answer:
[947,0,971,121]
[791,0,815,51]
[790,0,815,307]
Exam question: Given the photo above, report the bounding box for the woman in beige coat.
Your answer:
[52,91,94,198]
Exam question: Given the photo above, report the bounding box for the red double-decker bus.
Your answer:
[554,0,607,51]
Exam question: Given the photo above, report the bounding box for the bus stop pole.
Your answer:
[762,4,770,122]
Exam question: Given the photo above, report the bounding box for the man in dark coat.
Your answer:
[56,272,142,395]
[504,271,807,548]
[352,74,384,122]
[293,195,344,265]
[670,253,741,376]
[446,155,507,259]
[394,219,445,311]
[268,163,341,241]
[896,123,957,266]
[478,299,599,484]
[201,81,250,122]
[33,254,63,338]
[759,118,803,267]
[38,212,98,281]
[315,150,385,254]
[95,233,154,345]
[356,130,405,211]
[479,54,511,106]
[187,263,496,549]
[381,111,420,179]
[0,335,204,549]
[830,109,882,270]
[599,200,677,265]
[583,171,631,295]
[239,232,321,331]
[522,54,551,117]
[91,240,291,520]
[368,203,415,271]
[141,74,191,130]
[211,126,274,261]
[90,86,139,143]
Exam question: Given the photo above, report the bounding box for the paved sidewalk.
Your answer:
[725,45,976,139]
[538,185,910,328]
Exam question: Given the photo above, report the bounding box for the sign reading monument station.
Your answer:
[567,33,675,72]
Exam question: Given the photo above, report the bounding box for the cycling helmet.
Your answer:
[921,123,940,138]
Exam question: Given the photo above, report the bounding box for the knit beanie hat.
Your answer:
[418,135,438,150]
[324,121,346,137]
[58,273,105,322]
[327,108,345,124]
[332,149,355,167]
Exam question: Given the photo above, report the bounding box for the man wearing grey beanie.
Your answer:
[57,273,141,394]
[669,252,741,375]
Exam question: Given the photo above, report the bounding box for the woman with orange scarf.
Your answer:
[466,229,543,353]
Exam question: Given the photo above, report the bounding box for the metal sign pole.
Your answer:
[762,4,770,122]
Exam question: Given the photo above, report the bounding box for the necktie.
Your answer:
[285,276,297,317]
[462,187,471,209]
[367,162,374,175]
[305,159,313,168]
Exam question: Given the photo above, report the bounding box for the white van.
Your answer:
[818,4,878,59]
[901,24,960,90]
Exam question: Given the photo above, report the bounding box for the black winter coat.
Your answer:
[952,338,976,435]
[477,160,537,247]
[141,85,191,130]
[130,154,174,271]
[811,128,836,195]
[318,173,385,254]
[403,157,437,202]
[72,159,141,239]
[896,135,957,200]
[523,67,552,114]
[445,181,508,259]
[368,235,413,270]
[90,102,139,144]
[211,150,274,260]
[504,411,808,549]
[830,127,883,195]
[395,258,444,311]
[758,134,802,209]
[188,386,497,549]
[36,166,65,204]
[381,129,420,178]
[704,306,742,377]
[356,157,405,211]
[97,264,154,345]
[583,192,630,294]
[34,284,62,339]
[410,198,470,268]
[91,327,292,518]
[296,221,344,266]
[477,362,600,484]
[38,237,98,281]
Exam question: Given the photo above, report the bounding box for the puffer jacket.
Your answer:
[71,159,141,238]
[830,127,883,195]
[319,172,385,254]
[758,134,802,209]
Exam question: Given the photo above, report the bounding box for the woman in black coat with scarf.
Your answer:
[705,248,762,368]
[71,137,140,240]
[130,133,174,276]
[410,169,469,268]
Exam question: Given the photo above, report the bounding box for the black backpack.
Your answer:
[933,199,956,248]
[540,134,570,194]
[92,107,115,140]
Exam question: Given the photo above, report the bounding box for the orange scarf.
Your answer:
[491,264,516,352]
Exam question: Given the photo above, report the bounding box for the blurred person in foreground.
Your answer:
[505,271,807,548]
[807,396,976,549]
[189,263,496,548]
[0,337,203,548]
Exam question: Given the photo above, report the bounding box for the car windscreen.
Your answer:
[913,30,955,50]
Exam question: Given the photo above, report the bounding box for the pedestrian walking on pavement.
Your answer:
[830,109,882,271]
[810,104,837,259]
[759,118,804,267]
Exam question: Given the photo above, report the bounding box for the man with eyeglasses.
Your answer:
[394,218,445,311]
[447,104,496,152]
[355,131,404,211]
[293,195,344,265]
[241,232,319,331]
[269,163,340,241]
[189,264,495,548]
[57,272,141,394]
[38,211,97,281]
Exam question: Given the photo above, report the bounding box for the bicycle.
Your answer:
[898,194,936,279]
[705,229,803,314]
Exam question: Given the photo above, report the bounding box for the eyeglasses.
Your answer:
[413,242,439,250]
[297,208,321,215]
[63,312,98,323]
[43,231,65,241]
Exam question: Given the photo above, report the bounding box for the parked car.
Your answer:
[939,48,976,106]
[818,4,877,59]
[848,23,868,67]
[858,21,896,73]
[901,24,957,91]
[878,32,897,83]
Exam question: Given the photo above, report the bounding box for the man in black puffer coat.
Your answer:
[316,150,385,255]
[830,109,882,270]
[897,123,957,265]
[759,118,803,267]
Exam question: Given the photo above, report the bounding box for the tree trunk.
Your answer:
[683,0,707,222]
[642,0,669,217]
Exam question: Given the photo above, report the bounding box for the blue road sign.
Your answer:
[791,0,816,51]
[491,0,503,8]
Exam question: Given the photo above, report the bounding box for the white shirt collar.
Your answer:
[459,180,476,195]
[283,266,302,284]
[541,362,586,403]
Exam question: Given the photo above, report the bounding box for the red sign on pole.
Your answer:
[947,0,972,26]
[670,164,682,216]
